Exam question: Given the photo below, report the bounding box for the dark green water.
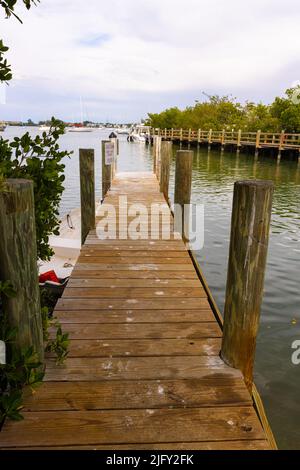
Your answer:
[168,146,300,450]
[3,128,300,449]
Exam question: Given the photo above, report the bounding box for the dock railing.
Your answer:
[152,127,300,153]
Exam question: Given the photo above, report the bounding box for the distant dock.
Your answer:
[152,128,300,161]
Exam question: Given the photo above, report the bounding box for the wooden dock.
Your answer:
[0,172,274,450]
[153,128,300,157]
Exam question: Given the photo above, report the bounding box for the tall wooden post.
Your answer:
[153,135,158,174]
[221,180,273,391]
[155,136,162,181]
[102,140,112,199]
[278,130,285,162]
[160,141,172,201]
[221,129,225,148]
[80,149,95,244]
[237,129,242,148]
[0,179,44,361]
[174,150,193,240]
[255,130,261,149]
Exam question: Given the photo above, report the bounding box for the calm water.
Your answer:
[3,127,300,449]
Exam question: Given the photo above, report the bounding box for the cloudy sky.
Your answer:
[1,0,300,122]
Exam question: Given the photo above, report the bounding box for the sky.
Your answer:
[1,0,300,122]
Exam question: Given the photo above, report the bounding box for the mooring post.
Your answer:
[171,128,174,140]
[0,179,44,362]
[188,128,192,142]
[278,130,285,162]
[255,130,261,150]
[180,128,183,143]
[80,149,95,244]
[208,128,212,151]
[102,140,112,199]
[221,129,225,150]
[237,129,242,149]
[156,136,162,181]
[160,141,172,201]
[197,129,202,145]
[174,150,193,240]
[153,135,157,174]
[221,180,273,391]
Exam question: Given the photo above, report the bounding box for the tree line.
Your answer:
[146,87,300,133]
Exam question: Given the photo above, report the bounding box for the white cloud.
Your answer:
[1,0,300,120]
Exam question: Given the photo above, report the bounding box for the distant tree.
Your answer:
[146,88,300,133]
[270,86,300,132]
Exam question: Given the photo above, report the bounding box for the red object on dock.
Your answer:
[39,270,59,284]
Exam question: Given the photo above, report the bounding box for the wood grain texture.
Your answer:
[49,338,221,357]
[49,322,221,340]
[44,356,242,381]
[79,149,95,244]
[221,180,273,390]
[0,407,265,447]
[0,179,44,361]
[55,309,215,324]
[21,378,251,411]
[0,172,271,450]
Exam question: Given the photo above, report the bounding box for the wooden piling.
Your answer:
[80,149,95,245]
[197,129,202,144]
[102,140,112,199]
[160,141,172,201]
[237,129,242,148]
[153,136,162,181]
[0,179,44,361]
[174,150,193,239]
[221,180,273,391]
[255,130,261,149]
[221,129,225,148]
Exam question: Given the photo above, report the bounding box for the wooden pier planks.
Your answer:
[0,172,271,450]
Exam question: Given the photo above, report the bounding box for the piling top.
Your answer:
[234,179,274,188]
[4,179,33,188]
[177,150,194,155]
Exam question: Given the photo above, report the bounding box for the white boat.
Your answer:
[117,128,130,135]
[68,126,93,133]
[39,125,51,132]
[129,132,146,143]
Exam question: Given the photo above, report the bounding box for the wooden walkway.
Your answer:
[153,128,300,154]
[1,172,272,450]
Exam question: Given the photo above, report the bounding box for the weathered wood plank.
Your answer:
[80,250,188,257]
[71,270,199,280]
[44,356,241,381]
[56,298,211,311]
[67,278,202,288]
[55,309,215,324]
[21,378,251,412]
[73,263,195,271]
[62,287,206,298]
[48,338,221,357]
[4,441,270,450]
[49,322,221,340]
[0,407,265,447]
